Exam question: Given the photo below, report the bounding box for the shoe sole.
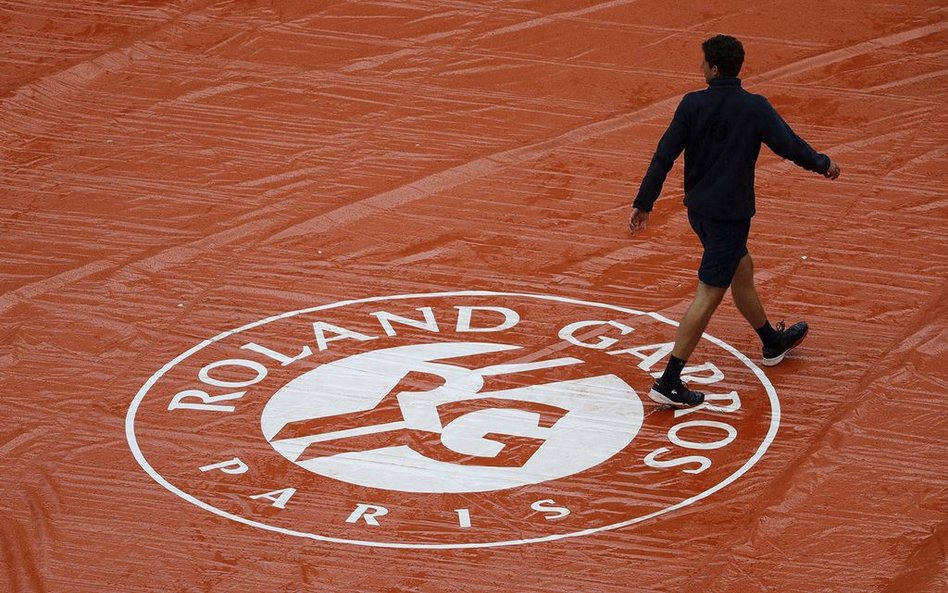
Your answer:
[761,326,809,367]
[648,388,703,408]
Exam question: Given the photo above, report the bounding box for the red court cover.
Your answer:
[1,2,946,592]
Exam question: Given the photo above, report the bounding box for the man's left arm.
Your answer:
[629,97,690,234]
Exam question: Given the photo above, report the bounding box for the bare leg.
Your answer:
[671,281,728,360]
[731,254,767,329]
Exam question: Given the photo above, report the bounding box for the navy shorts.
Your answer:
[687,210,750,288]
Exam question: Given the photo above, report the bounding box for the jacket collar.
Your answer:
[709,76,742,88]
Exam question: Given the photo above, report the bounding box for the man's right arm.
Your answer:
[759,97,833,175]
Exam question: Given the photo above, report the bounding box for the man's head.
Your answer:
[701,35,745,82]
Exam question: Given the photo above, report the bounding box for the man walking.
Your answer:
[628,34,841,408]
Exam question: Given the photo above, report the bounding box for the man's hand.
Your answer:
[628,207,650,235]
[824,159,841,180]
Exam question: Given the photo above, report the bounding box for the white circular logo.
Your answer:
[261,341,643,493]
[127,291,779,548]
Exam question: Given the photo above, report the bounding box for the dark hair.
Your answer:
[702,35,745,77]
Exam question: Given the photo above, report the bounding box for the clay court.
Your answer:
[2,1,947,592]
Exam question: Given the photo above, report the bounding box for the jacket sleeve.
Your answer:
[632,96,690,212]
[759,97,830,174]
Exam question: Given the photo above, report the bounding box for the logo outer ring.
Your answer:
[125,290,781,549]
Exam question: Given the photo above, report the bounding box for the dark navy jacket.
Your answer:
[633,77,830,221]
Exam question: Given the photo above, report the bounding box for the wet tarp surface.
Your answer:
[1,1,946,592]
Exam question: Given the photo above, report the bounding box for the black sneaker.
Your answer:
[761,321,809,366]
[648,378,705,408]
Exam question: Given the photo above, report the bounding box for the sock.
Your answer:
[755,320,779,347]
[660,355,687,385]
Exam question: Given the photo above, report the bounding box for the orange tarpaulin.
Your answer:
[1,2,946,592]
